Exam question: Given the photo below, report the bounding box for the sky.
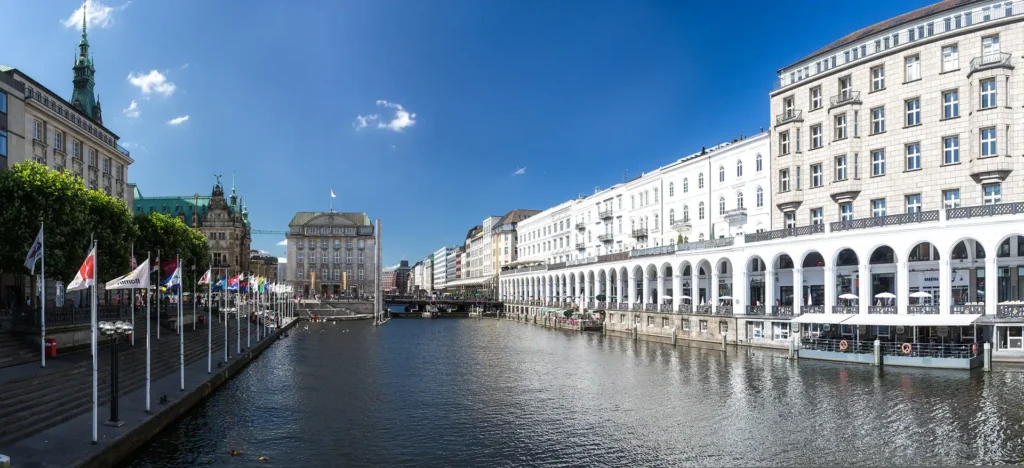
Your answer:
[0,0,937,266]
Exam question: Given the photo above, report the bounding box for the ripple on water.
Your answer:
[124,320,1024,467]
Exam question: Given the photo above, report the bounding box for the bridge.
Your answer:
[384,297,503,316]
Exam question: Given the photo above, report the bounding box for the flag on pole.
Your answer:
[199,269,212,285]
[161,258,179,279]
[107,261,151,289]
[24,225,44,274]
[162,263,182,290]
[67,246,97,292]
[227,275,240,291]
[212,277,225,292]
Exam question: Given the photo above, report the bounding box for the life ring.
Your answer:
[972,342,979,354]
[839,340,849,351]
[901,343,912,355]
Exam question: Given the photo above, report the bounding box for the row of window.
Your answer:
[294,266,365,281]
[295,239,366,249]
[295,252,365,263]
[781,183,1002,227]
[31,119,126,179]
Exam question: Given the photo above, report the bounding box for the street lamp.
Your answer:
[100,320,133,427]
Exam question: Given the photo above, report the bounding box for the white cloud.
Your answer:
[122,100,140,118]
[353,101,417,132]
[352,114,378,130]
[180,63,190,69]
[276,240,287,246]
[127,70,176,96]
[375,100,417,132]
[167,115,190,125]
[63,0,131,29]
[513,167,526,176]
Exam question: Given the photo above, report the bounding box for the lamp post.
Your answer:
[100,320,133,427]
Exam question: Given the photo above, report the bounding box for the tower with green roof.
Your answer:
[71,3,102,123]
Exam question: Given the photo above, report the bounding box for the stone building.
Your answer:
[383,260,410,294]
[285,211,376,297]
[1,6,133,203]
[133,176,252,274]
[250,249,279,284]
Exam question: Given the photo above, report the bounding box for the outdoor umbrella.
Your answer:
[838,293,859,300]
[909,291,932,298]
[875,292,897,299]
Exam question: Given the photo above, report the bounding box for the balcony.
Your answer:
[659,304,673,312]
[951,304,986,315]
[695,305,711,315]
[801,305,824,314]
[598,209,614,220]
[677,304,692,314]
[631,303,643,312]
[829,90,861,108]
[746,305,765,316]
[832,305,858,314]
[631,228,648,239]
[868,306,897,314]
[968,155,1013,183]
[671,220,691,232]
[997,303,1024,319]
[597,233,614,243]
[774,189,804,212]
[675,237,734,252]
[829,210,939,233]
[745,224,824,243]
[908,305,939,314]
[575,242,586,250]
[828,177,862,203]
[723,207,747,224]
[771,306,794,317]
[969,52,1012,76]
[715,306,733,316]
[575,222,585,231]
[775,109,803,126]
[947,202,1024,220]
[631,244,675,259]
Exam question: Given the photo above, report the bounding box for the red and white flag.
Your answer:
[67,246,96,292]
[199,268,212,285]
[24,225,44,274]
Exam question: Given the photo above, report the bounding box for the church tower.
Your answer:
[71,4,101,123]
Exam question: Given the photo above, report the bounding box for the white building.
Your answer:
[500,1,1024,368]
[432,246,459,290]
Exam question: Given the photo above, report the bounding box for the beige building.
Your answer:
[770,0,1023,230]
[285,211,377,297]
[1,15,132,203]
[491,209,540,270]
[250,250,279,285]
[0,70,26,169]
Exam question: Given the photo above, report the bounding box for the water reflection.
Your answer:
[126,319,1024,466]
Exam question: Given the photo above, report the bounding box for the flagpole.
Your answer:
[91,240,98,443]
[193,259,197,331]
[178,254,184,391]
[40,222,46,368]
[130,244,135,347]
[156,249,161,341]
[208,255,212,374]
[146,252,151,413]
[236,274,241,356]
[224,266,229,362]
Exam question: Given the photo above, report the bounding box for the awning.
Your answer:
[841,314,982,327]
[790,314,855,324]
[444,276,494,287]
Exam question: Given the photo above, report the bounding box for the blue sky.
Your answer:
[0,0,934,265]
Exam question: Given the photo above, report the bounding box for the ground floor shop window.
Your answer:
[874,325,890,338]
[773,322,790,340]
[719,321,728,334]
[803,323,824,338]
[647,316,654,327]
[999,326,1023,350]
[750,320,764,339]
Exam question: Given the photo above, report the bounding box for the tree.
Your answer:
[132,212,209,285]
[677,233,684,244]
[85,189,138,281]
[0,162,92,282]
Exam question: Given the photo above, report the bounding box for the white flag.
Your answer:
[199,269,212,285]
[330,188,336,198]
[24,225,43,274]
[106,261,151,290]
[67,246,96,292]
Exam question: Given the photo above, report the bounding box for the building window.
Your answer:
[683,205,690,222]
[942,45,959,71]
[779,169,790,192]
[906,143,921,171]
[811,208,823,225]
[982,35,1000,57]
[905,99,920,126]
[736,160,743,177]
[719,196,726,215]
[33,120,43,141]
[906,194,922,213]
[755,154,763,172]
[981,127,997,157]
[840,203,854,221]
[942,90,959,119]
[756,187,763,207]
[53,131,63,151]
[0,129,6,158]
[784,212,796,228]
[782,96,795,118]
[810,124,822,149]
[872,199,887,217]
[779,131,790,155]
[981,79,997,109]
[719,165,725,182]
[835,155,848,181]
[736,191,744,209]
[984,184,1002,205]
[669,182,674,197]
[834,113,847,140]
[669,209,675,224]
[698,202,705,220]
[698,173,704,189]
[942,136,960,164]
[810,164,822,187]
[871,150,885,176]
[807,87,822,110]
[905,55,920,81]
[943,189,961,208]
[871,107,885,134]
[871,65,885,90]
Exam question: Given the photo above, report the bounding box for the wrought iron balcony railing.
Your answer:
[946,202,1024,220]
[830,210,938,233]
[829,90,861,108]
[775,109,803,126]
[745,224,824,243]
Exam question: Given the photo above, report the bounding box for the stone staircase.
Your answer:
[0,331,37,369]
[0,318,257,447]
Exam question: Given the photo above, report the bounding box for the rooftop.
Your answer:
[288,211,372,227]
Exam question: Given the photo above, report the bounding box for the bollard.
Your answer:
[873,339,881,367]
[788,337,795,360]
[984,342,992,372]
[721,334,726,350]
[602,320,606,335]
[672,327,677,346]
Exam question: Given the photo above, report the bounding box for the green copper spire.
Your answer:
[71,2,100,123]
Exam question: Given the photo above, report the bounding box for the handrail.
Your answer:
[830,210,938,232]
[946,202,1024,220]
[775,109,803,125]
[745,224,824,243]
[969,52,1011,72]
[829,90,861,107]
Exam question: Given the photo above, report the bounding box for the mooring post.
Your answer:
[984,342,992,372]
[873,339,881,367]
[671,327,677,346]
[788,337,796,360]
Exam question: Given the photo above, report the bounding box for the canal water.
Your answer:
[124,319,1024,466]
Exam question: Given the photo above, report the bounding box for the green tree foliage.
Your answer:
[0,162,92,281]
[132,212,209,285]
[85,189,138,281]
